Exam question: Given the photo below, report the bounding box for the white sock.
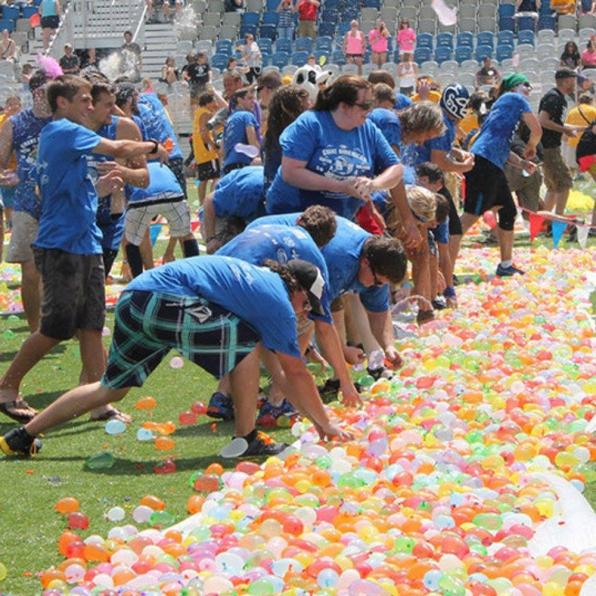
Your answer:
[500,260,512,268]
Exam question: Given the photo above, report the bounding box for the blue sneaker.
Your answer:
[206,392,235,421]
[496,263,525,277]
[257,399,297,427]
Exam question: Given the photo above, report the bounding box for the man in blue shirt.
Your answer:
[0,75,169,425]
[1,257,352,458]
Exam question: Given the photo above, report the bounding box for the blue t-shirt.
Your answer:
[10,109,52,219]
[128,161,183,203]
[35,119,103,255]
[217,224,333,324]
[126,256,301,358]
[266,111,399,221]
[222,110,260,169]
[394,94,414,111]
[246,212,300,230]
[262,139,281,199]
[368,108,402,149]
[429,220,449,244]
[321,217,390,312]
[87,116,125,252]
[403,111,456,169]
[137,93,183,160]
[213,165,266,221]
[41,0,57,16]
[471,92,532,169]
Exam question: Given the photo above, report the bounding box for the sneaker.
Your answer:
[0,427,41,457]
[257,399,297,427]
[480,232,498,245]
[432,298,446,310]
[318,378,364,402]
[242,431,289,457]
[496,263,525,277]
[206,392,235,421]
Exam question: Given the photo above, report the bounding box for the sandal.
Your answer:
[89,407,132,424]
[0,399,38,424]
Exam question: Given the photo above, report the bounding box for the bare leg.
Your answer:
[344,294,381,356]
[0,332,61,401]
[198,180,208,205]
[25,383,130,437]
[447,234,461,276]
[495,226,514,264]
[230,348,261,437]
[20,260,42,334]
[140,229,154,270]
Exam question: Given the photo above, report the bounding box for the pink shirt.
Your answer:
[345,31,365,55]
[369,28,388,53]
[397,27,416,53]
[582,48,596,66]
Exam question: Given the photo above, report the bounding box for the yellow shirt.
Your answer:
[192,106,218,165]
[411,90,441,104]
[565,104,596,147]
[459,111,479,137]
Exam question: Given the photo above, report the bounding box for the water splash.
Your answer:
[99,51,139,82]
[173,5,198,40]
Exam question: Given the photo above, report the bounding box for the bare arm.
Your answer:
[430,147,475,174]
[389,180,422,250]
[538,109,572,134]
[199,111,214,149]
[522,111,543,159]
[245,125,259,150]
[366,309,403,367]
[93,137,169,164]
[115,117,150,187]
[0,120,17,187]
[202,191,221,253]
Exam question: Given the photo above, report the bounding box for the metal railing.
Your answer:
[46,2,75,58]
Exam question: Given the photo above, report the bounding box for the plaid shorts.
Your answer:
[102,291,260,389]
[125,197,191,246]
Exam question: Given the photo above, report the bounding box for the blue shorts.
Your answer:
[1,186,16,209]
[102,290,260,389]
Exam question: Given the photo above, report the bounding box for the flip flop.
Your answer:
[0,399,38,424]
[89,408,132,424]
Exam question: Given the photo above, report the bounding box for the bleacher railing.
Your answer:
[46,2,75,58]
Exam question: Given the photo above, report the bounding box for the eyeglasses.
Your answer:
[369,264,385,287]
[354,100,373,111]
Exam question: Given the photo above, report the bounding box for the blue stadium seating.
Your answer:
[538,15,556,30]
[271,51,290,68]
[262,11,279,25]
[436,32,454,50]
[477,32,495,48]
[364,0,380,7]
[239,24,257,38]
[414,47,432,64]
[291,50,309,65]
[319,22,336,37]
[517,16,536,31]
[215,39,233,56]
[496,44,514,62]
[316,36,333,52]
[257,38,273,54]
[322,8,338,21]
[276,38,292,54]
[539,0,553,13]
[457,32,474,48]
[338,21,352,35]
[498,4,516,18]
[260,52,271,66]
[242,12,261,26]
[2,6,19,20]
[332,50,346,65]
[455,46,473,64]
[314,50,330,64]
[499,17,516,32]
[518,29,535,45]
[0,18,14,32]
[259,24,277,40]
[295,37,313,53]
[475,44,494,61]
[434,46,453,64]
[416,33,434,50]
[22,5,38,18]
[266,0,278,10]
[211,53,229,70]
[497,30,515,47]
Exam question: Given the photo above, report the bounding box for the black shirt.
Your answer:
[59,54,80,73]
[539,88,568,149]
[186,62,211,87]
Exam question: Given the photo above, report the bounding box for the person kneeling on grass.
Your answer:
[0,256,352,458]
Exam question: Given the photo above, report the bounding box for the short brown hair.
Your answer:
[368,70,396,89]
[313,75,372,112]
[373,82,395,105]
[362,236,407,284]
[296,205,337,248]
[198,91,216,106]
[47,75,92,113]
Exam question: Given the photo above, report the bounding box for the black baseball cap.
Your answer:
[286,260,325,317]
[555,67,578,80]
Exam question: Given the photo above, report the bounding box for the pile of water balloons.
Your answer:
[13,247,596,595]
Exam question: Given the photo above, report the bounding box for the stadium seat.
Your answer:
[459,5,477,20]
[541,57,560,70]
[222,12,242,27]
[266,0,278,8]
[418,20,437,35]
[239,25,257,38]
[318,22,336,37]
[259,25,277,40]
[498,4,516,18]
[198,25,217,41]
[262,11,278,25]
[291,50,309,65]
[436,32,454,49]
[0,18,14,33]
[416,33,434,50]
[496,43,514,62]
[242,12,261,26]
[497,30,515,46]
[580,28,596,45]
[21,5,37,18]
[579,14,596,29]
[477,31,495,48]
[455,46,473,64]
[211,53,228,70]
[536,42,554,58]
[295,37,313,53]
[518,30,535,45]
[332,50,346,65]
[271,51,290,68]
[361,7,379,22]
[434,46,453,64]
[276,38,292,54]
[475,44,493,61]
[2,6,19,20]
[314,50,330,64]
[414,47,432,64]
[558,28,576,44]
[558,14,577,31]
[315,36,333,52]
[459,18,477,34]
[537,28,556,43]
[460,59,478,70]
[498,17,516,32]
[364,0,380,7]
[215,39,233,55]
[258,38,273,54]
[538,15,556,30]
[203,12,222,27]
[218,26,239,41]
[457,32,474,48]
[517,16,536,31]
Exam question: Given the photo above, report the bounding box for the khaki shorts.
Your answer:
[6,211,38,263]
[542,147,573,193]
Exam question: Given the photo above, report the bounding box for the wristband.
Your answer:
[148,139,159,155]
[444,286,456,299]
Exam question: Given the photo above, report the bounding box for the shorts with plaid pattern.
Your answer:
[125,197,191,246]
[101,290,260,389]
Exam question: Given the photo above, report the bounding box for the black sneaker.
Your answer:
[496,263,525,277]
[367,366,392,381]
[242,431,288,457]
[318,378,364,402]
[0,427,41,457]
[432,298,446,310]
[206,392,235,421]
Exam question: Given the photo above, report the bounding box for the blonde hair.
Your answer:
[386,186,438,239]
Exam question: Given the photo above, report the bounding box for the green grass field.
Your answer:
[0,181,595,595]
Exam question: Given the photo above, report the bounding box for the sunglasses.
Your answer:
[369,263,385,287]
[354,100,373,111]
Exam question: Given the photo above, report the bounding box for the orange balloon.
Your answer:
[140,495,166,510]
[55,497,80,514]
[57,530,81,556]
[205,463,224,476]
[135,396,157,410]
[40,569,66,589]
[83,543,110,562]
[113,569,136,586]
[155,436,176,451]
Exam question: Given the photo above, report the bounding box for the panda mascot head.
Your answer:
[293,64,333,102]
